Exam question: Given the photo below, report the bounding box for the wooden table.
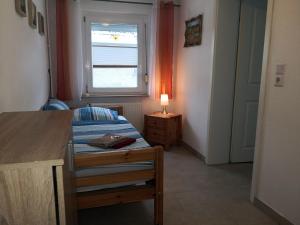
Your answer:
[144,112,182,150]
[0,111,77,225]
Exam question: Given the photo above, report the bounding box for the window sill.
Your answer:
[82,93,150,98]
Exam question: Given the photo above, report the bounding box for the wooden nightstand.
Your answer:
[144,112,182,150]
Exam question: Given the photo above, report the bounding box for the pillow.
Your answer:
[43,99,70,111]
[73,107,118,121]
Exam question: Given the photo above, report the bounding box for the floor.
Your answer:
[78,146,277,225]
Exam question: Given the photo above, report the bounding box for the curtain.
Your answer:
[56,0,72,101]
[149,0,160,99]
[157,1,174,99]
[55,0,83,102]
[67,0,83,103]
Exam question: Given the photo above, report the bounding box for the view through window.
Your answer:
[91,23,139,88]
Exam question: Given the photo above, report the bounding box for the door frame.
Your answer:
[207,0,270,165]
[206,0,274,201]
[206,0,242,165]
[250,0,274,202]
[230,0,269,163]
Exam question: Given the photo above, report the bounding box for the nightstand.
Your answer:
[144,112,182,150]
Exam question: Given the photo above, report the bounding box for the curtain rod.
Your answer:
[93,0,181,7]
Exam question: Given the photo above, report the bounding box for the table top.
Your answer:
[146,112,181,119]
[0,110,73,169]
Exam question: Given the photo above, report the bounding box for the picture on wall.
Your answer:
[28,0,37,29]
[15,0,27,17]
[184,15,203,47]
[38,12,45,35]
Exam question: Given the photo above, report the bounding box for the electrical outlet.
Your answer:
[275,76,284,87]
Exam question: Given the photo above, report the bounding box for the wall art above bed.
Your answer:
[184,14,203,47]
[15,0,27,17]
[28,0,37,29]
[38,12,45,35]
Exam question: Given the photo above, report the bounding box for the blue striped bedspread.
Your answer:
[72,117,150,154]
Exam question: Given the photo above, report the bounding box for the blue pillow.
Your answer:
[43,99,70,111]
[73,107,118,121]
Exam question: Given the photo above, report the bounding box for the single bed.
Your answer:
[72,107,164,225]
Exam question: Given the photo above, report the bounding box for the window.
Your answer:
[84,14,149,96]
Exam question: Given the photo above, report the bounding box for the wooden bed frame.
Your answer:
[73,106,164,225]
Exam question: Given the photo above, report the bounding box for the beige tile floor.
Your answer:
[78,147,277,225]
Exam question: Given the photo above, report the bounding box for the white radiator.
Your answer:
[91,103,143,132]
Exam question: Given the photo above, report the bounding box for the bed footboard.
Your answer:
[75,147,157,168]
[74,146,164,225]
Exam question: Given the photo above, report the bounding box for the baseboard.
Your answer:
[181,141,206,162]
[253,198,294,225]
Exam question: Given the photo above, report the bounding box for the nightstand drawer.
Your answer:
[146,117,166,129]
[147,128,166,137]
[146,130,166,143]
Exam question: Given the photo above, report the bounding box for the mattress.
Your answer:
[72,116,153,192]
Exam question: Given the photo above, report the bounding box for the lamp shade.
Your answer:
[160,94,169,106]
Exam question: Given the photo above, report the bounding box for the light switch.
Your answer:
[274,64,286,87]
[276,64,286,75]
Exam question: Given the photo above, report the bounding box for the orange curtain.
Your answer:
[56,0,72,101]
[158,1,174,99]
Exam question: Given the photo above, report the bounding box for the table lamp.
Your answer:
[160,94,169,115]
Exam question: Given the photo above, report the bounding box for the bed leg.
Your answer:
[154,146,164,225]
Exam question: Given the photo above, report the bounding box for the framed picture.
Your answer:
[15,0,27,17]
[184,15,203,47]
[28,0,37,29]
[38,12,45,35]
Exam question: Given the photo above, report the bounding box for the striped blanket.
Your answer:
[72,116,150,154]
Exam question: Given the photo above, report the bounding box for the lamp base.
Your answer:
[162,106,168,115]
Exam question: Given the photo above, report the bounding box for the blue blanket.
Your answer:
[72,118,150,154]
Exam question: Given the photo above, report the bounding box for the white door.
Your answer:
[230,0,267,163]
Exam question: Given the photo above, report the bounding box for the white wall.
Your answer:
[253,0,300,224]
[207,0,240,164]
[0,0,49,112]
[175,0,217,158]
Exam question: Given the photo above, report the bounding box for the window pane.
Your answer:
[92,46,137,65]
[93,68,138,88]
[91,23,139,89]
[91,23,138,46]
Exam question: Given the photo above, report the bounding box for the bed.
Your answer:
[72,106,164,225]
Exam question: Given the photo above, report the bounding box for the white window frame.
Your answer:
[83,13,149,96]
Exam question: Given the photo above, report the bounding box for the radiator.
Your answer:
[91,103,144,132]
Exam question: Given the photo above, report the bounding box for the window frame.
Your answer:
[83,13,149,96]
